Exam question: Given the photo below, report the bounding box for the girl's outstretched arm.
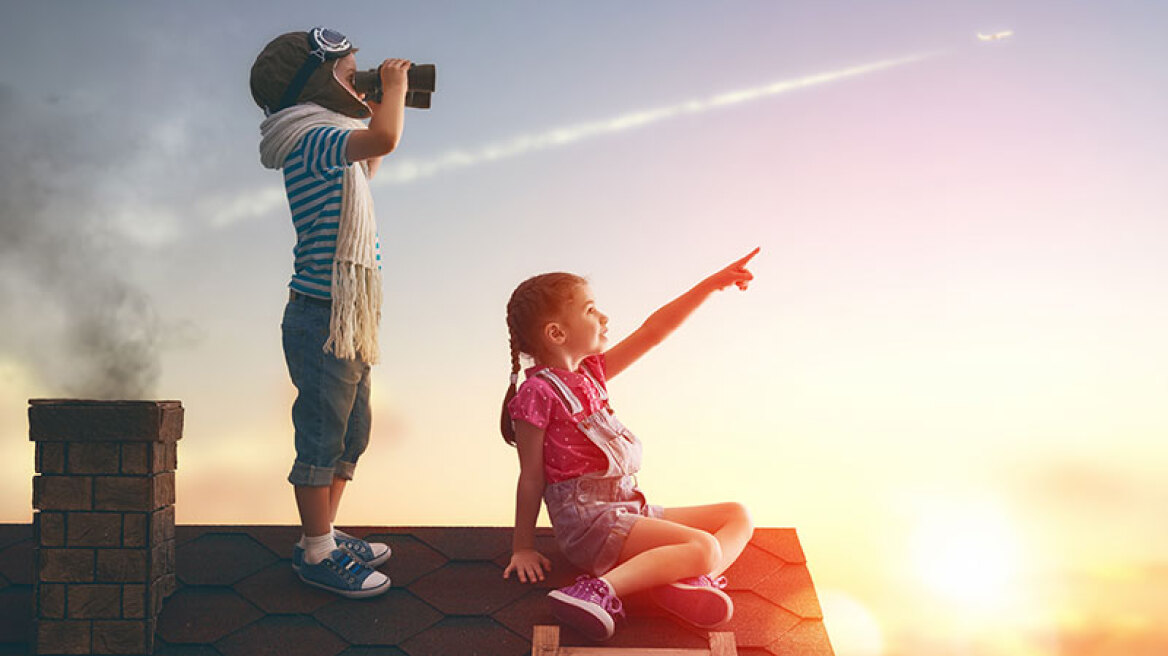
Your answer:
[605,247,759,379]
[503,421,552,582]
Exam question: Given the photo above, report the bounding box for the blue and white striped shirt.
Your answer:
[283,126,381,299]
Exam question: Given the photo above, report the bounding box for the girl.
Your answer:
[500,248,759,640]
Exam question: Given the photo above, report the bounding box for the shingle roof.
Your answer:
[0,524,833,656]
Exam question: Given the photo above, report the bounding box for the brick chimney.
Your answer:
[29,400,183,655]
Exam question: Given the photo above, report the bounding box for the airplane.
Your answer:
[977,30,1014,41]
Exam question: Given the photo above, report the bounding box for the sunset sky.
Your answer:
[2,2,1166,654]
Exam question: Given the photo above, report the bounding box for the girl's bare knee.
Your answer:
[730,502,754,532]
[691,531,722,575]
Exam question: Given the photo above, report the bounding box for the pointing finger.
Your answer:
[733,247,761,268]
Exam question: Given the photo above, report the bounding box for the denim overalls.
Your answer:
[539,367,664,576]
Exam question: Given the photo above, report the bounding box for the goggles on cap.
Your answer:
[271,27,355,115]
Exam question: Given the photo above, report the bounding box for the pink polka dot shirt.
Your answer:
[507,354,611,483]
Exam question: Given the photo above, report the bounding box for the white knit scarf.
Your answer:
[259,103,382,363]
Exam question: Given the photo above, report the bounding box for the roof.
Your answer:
[0,524,833,656]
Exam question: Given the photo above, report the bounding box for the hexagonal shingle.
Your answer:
[154,640,224,656]
[314,588,441,645]
[0,587,33,644]
[234,562,336,615]
[400,617,529,656]
[754,565,823,619]
[721,591,802,649]
[177,532,278,586]
[767,619,834,656]
[0,525,31,552]
[238,525,302,560]
[175,525,213,547]
[215,615,347,656]
[368,535,447,587]
[408,527,511,561]
[157,587,263,644]
[338,647,409,656]
[723,543,788,592]
[0,539,33,586]
[489,588,557,639]
[750,529,806,564]
[408,562,527,615]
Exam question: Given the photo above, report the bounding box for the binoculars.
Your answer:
[353,63,436,109]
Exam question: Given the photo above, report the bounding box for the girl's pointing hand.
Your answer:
[706,247,760,292]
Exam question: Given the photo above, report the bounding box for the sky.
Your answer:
[2,2,1167,654]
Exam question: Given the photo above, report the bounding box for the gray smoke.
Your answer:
[0,85,161,398]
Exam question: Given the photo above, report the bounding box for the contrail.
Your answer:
[375,50,942,186]
[213,50,941,225]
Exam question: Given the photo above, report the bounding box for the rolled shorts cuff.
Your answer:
[334,460,357,481]
[288,460,338,487]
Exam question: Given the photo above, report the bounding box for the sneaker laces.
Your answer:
[570,576,626,621]
[601,592,625,621]
[678,574,729,589]
[329,549,372,583]
[702,575,728,590]
[335,533,370,558]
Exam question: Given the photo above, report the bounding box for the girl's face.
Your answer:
[553,284,609,358]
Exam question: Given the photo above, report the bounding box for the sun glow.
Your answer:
[909,498,1026,613]
[820,590,885,656]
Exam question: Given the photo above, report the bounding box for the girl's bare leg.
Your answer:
[600,502,753,597]
[662,502,753,576]
[601,518,720,597]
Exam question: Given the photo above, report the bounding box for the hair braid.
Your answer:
[500,319,523,444]
[499,272,587,445]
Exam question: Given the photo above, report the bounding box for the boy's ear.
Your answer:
[544,322,566,346]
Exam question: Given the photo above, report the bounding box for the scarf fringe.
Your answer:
[325,261,382,364]
[260,104,383,364]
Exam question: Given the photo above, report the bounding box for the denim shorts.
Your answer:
[544,474,664,576]
[282,294,372,487]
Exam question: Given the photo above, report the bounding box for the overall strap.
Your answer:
[577,364,609,402]
[535,370,585,416]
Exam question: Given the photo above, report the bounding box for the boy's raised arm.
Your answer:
[605,247,759,379]
[347,58,409,167]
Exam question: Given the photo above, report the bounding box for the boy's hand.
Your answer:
[378,58,410,101]
[705,247,760,292]
[503,549,552,583]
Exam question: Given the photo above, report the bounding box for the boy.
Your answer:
[250,27,408,598]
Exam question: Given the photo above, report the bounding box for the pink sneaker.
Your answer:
[650,575,733,628]
[547,576,625,641]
